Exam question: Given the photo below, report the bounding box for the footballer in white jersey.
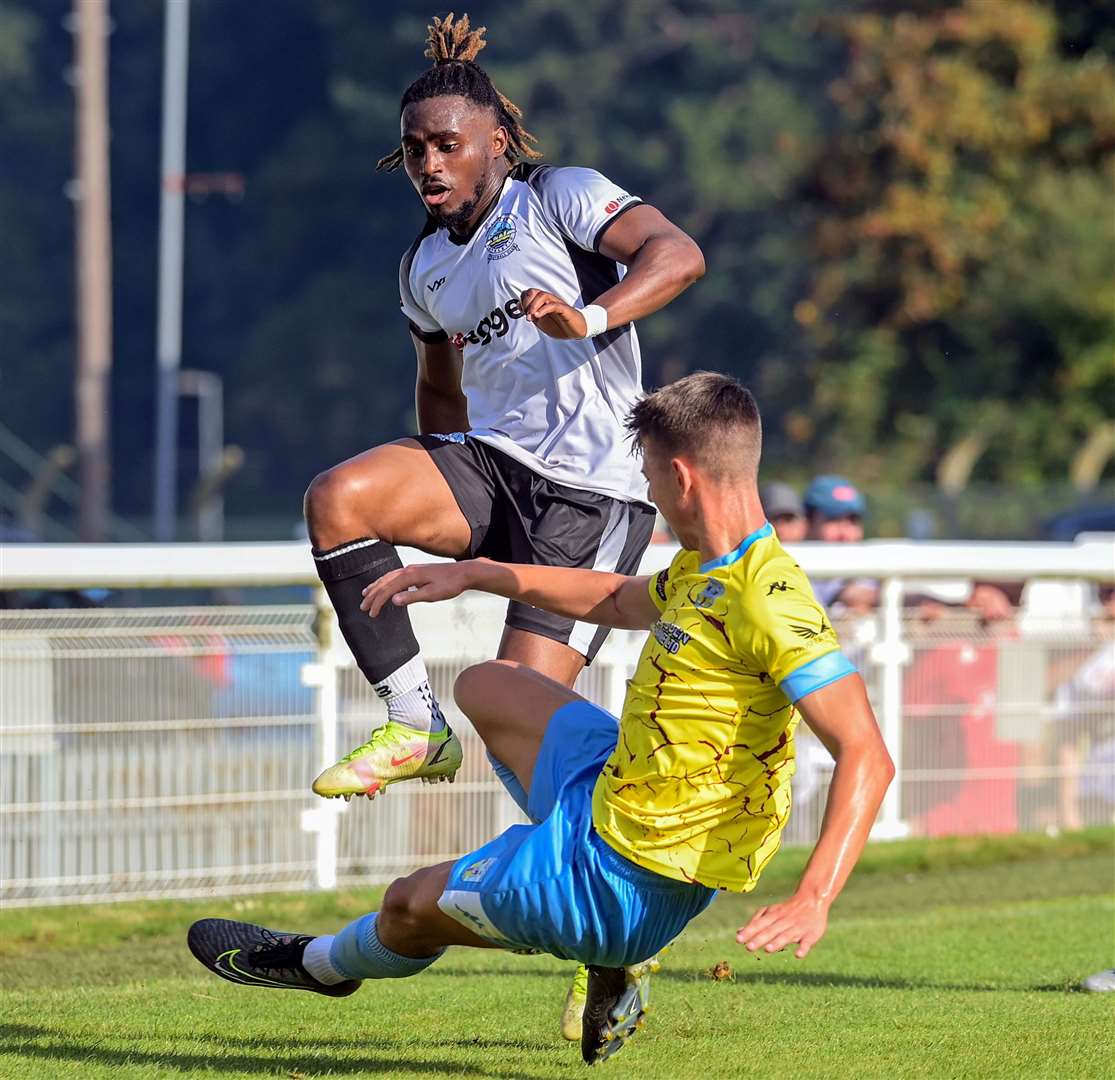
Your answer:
[304,14,704,808]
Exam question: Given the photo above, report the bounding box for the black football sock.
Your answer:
[313,538,446,734]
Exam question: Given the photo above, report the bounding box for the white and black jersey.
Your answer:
[399,163,650,506]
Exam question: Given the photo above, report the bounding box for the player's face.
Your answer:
[641,442,698,548]
[400,96,508,232]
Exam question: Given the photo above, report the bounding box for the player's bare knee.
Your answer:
[304,464,381,545]
[380,873,426,936]
[453,661,489,718]
[304,467,345,529]
[454,660,518,727]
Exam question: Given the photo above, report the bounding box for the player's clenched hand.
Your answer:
[736,892,829,960]
[360,562,475,617]
[520,288,587,339]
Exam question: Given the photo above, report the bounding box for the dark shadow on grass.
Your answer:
[427,960,1087,995]
[427,964,1064,993]
[193,1032,552,1055]
[654,970,1082,993]
[0,1023,560,1078]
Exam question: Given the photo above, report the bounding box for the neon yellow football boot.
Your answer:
[561,963,589,1041]
[311,721,462,800]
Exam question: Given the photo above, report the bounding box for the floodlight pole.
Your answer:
[72,0,113,542]
[153,0,190,541]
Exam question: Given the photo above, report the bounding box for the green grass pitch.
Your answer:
[1,829,1112,1079]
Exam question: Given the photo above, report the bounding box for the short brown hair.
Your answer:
[625,371,762,480]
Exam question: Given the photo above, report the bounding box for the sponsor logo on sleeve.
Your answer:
[654,569,669,602]
[604,193,632,215]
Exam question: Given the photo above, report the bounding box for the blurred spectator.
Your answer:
[790,476,875,822]
[804,475,866,542]
[902,597,1022,836]
[1049,586,1115,831]
[804,475,878,614]
[760,482,807,543]
[966,583,1016,624]
[909,581,1021,632]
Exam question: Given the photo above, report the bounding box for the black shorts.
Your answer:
[417,434,655,663]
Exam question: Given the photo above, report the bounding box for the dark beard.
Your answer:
[436,176,490,236]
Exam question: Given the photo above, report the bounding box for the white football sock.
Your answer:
[371,654,447,734]
[302,935,349,985]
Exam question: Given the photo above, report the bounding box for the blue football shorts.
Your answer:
[437,700,717,967]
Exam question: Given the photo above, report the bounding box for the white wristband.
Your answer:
[580,304,609,338]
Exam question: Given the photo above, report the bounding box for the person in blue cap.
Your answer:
[804,475,877,613]
[804,475,866,542]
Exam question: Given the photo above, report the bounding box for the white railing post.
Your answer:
[870,575,911,839]
[300,585,344,890]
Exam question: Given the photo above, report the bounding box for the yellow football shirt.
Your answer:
[591,522,856,892]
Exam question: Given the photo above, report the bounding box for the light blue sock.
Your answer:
[329,912,443,980]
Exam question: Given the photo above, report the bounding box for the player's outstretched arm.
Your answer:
[736,674,894,959]
[521,205,704,339]
[414,335,469,435]
[361,558,658,630]
[596,204,705,324]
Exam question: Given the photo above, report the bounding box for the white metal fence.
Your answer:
[2,538,1112,907]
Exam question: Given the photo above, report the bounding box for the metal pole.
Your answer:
[72,0,113,542]
[153,0,190,541]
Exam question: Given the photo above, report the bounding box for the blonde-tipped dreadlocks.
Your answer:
[423,12,486,63]
[376,13,541,173]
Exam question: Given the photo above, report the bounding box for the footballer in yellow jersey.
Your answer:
[187,373,893,1067]
[593,522,855,892]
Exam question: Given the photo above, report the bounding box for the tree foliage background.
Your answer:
[1,0,1113,537]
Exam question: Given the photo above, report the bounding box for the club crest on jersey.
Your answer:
[484,214,518,261]
[690,579,726,609]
